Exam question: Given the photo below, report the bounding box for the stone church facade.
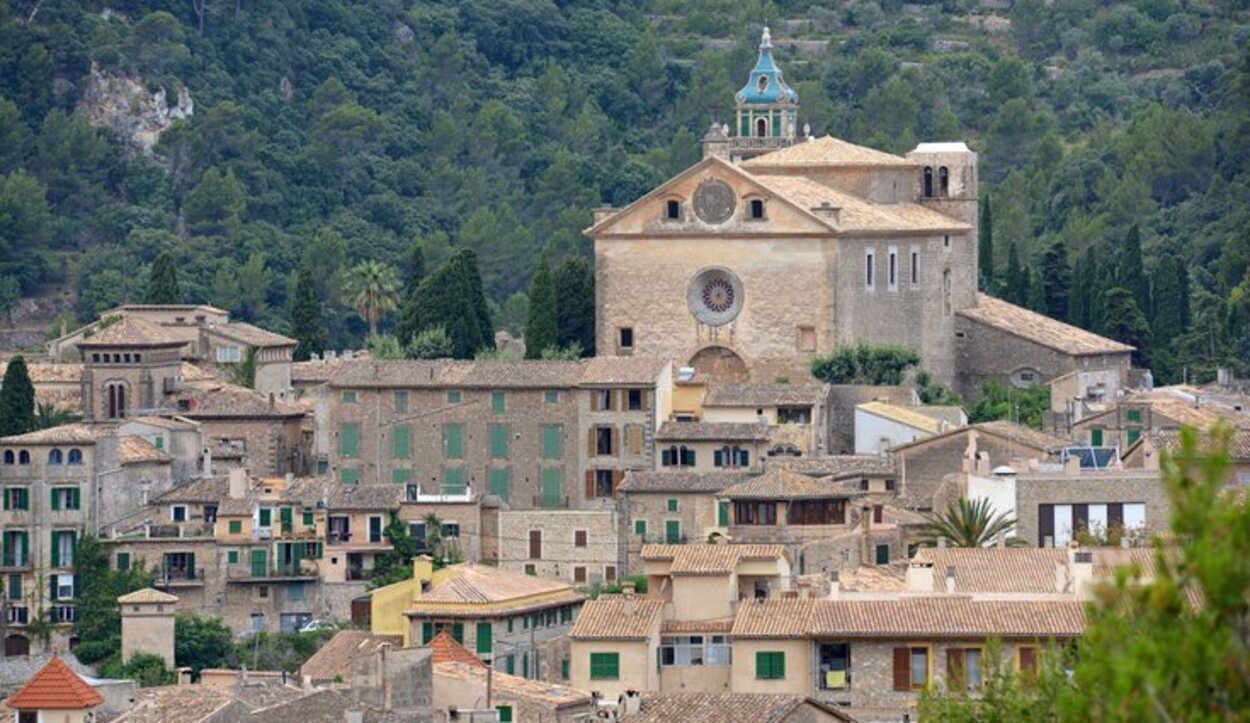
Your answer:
[589,28,1130,396]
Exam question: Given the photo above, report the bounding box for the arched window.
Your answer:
[938,166,950,197]
[48,449,63,465]
[756,118,767,137]
[68,449,83,466]
[107,382,127,419]
[2,451,13,465]
[757,76,768,93]
[923,167,934,198]
[17,451,29,465]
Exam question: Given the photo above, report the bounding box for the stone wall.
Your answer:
[620,490,724,572]
[1014,471,1169,547]
[496,509,622,584]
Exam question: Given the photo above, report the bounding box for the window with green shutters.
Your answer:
[541,467,562,507]
[1126,408,1142,423]
[756,651,786,679]
[7,574,19,601]
[1128,428,1141,445]
[1090,427,1104,446]
[497,705,513,723]
[340,468,361,484]
[667,498,678,512]
[561,658,569,680]
[258,508,272,527]
[302,511,314,527]
[51,530,75,567]
[452,622,464,643]
[251,549,267,577]
[590,652,620,680]
[339,423,360,458]
[279,507,293,534]
[718,500,730,526]
[476,622,493,654]
[545,391,559,404]
[342,391,357,403]
[665,520,681,544]
[391,468,411,484]
[422,622,434,644]
[489,468,510,500]
[447,390,462,404]
[229,520,242,534]
[443,468,466,495]
[489,425,509,459]
[505,656,514,674]
[394,391,408,413]
[542,425,562,459]
[392,426,411,459]
[116,553,130,571]
[227,550,239,564]
[3,488,28,511]
[634,519,646,535]
[444,424,464,459]
[492,391,506,413]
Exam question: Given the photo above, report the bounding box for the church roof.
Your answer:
[736,27,798,106]
[77,316,183,348]
[742,135,916,169]
[957,294,1134,356]
[750,173,967,233]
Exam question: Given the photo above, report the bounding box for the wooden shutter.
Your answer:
[587,428,597,458]
[641,389,651,411]
[585,470,595,500]
[529,530,542,559]
[1073,504,1089,536]
[610,427,620,457]
[50,489,59,511]
[947,648,965,689]
[1038,504,1055,547]
[1018,646,1037,674]
[873,505,884,524]
[1108,503,1124,528]
[611,470,623,496]
[893,647,911,690]
[590,391,599,411]
[573,566,586,583]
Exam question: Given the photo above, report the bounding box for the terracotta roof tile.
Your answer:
[433,662,592,708]
[5,656,104,710]
[406,563,585,615]
[618,471,753,494]
[741,135,916,168]
[1148,428,1250,459]
[579,356,669,386]
[721,467,864,500]
[660,619,734,634]
[327,360,584,389]
[912,548,1067,594]
[621,693,855,723]
[117,588,180,604]
[165,380,305,418]
[655,421,771,442]
[703,384,826,407]
[427,631,486,668]
[77,316,183,347]
[0,423,100,445]
[751,173,968,233]
[298,631,403,684]
[120,435,171,465]
[958,294,1133,356]
[206,322,296,348]
[1136,395,1250,430]
[568,596,664,640]
[25,363,83,384]
[892,420,1069,454]
[641,544,789,575]
[771,455,896,479]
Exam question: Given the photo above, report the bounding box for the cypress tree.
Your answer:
[0,355,35,437]
[1004,242,1026,305]
[1041,240,1071,321]
[554,255,595,355]
[978,193,994,291]
[1103,287,1152,366]
[402,241,426,291]
[398,250,492,359]
[143,251,181,305]
[1070,246,1099,329]
[458,250,493,350]
[1026,269,1047,313]
[1150,254,1191,345]
[523,254,558,359]
[1118,224,1150,316]
[290,266,327,362]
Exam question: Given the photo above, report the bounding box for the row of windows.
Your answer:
[89,352,143,364]
[1,530,75,567]
[662,198,767,222]
[2,449,85,466]
[339,423,566,462]
[865,246,925,290]
[922,166,952,198]
[341,389,564,409]
[2,487,81,511]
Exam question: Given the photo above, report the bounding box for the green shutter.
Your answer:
[391,468,411,484]
[561,658,569,680]
[51,532,59,567]
[392,426,411,459]
[229,520,242,534]
[279,507,293,534]
[251,549,267,577]
[1128,428,1141,445]
[50,489,59,511]
[1091,427,1104,446]
[444,424,463,459]
[489,468,510,500]
[505,656,514,674]
[259,508,272,527]
[718,500,730,526]
[665,520,681,544]
[71,487,80,510]
[497,705,513,723]
[541,467,562,508]
[227,550,239,564]
[542,425,561,459]
[443,468,466,495]
[452,622,464,644]
[476,622,493,654]
[7,574,18,601]
[490,425,509,459]
[116,552,130,571]
[447,391,461,404]
[2,490,7,511]
[340,423,360,458]
[667,498,678,512]
[422,622,434,644]
[187,552,195,577]
[634,519,646,535]
[756,651,785,679]
[492,391,506,413]
[302,511,314,526]
[340,468,361,484]
[590,652,620,680]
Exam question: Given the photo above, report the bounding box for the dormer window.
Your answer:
[749,199,766,220]
[665,199,681,220]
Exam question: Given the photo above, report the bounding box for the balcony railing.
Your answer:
[157,567,205,586]
[729,137,796,151]
[406,484,474,504]
[227,560,319,581]
[111,522,215,540]
[532,495,570,510]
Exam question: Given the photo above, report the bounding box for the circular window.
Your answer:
[687,268,744,326]
[692,179,737,225]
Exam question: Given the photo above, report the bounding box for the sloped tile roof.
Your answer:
[118,587,180,604]
[77,316,183,347]
[912,548,1067,594]
[5,656,104,710]
[26,363,83,384]
[770,454,896,479]
[703,384,826,407]
[408,563,584,615]
[661,619,734,634]
[427,631,486,668]
[720,466,864,500]
[433,662,592,708]
[972,421,1072,451]
[327,360,584,389]
[655,421,771,442]
[958,294,1133,356]
[568,596,664,640]
[0,423,100,446]
[206,322,296,348]
[618,470,753,494]
[856,401,946,435]
[741,135,916,168]
[641,544,789,575]
[119,435,171,465]
[728,599,817,638]
[1138,395,1250,430]
[298,630,403,683]
[751,174,968,233]
[621,692,855,723]
[579,356,669,386]
[326,483,403,511]
[165,380,305,418]
[1148,428,1250,459]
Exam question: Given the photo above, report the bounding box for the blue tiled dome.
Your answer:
[735,27,799,105]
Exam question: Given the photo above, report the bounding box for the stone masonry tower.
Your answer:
[120,587,178,667]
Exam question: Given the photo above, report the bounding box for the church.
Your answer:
[588,28,1132,399]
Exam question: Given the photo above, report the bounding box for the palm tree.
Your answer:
[345,261,399,336]
[33,402,80,430]
[918,497,1024,548]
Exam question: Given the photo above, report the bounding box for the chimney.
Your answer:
[621,690,643,716]
[621,580,636,597]
[1065,454,1082,474]
[937,536,947,548]
[809,201,841,225]
[592,205,617,225]
[944,567,957,594]
[860,505,872,564]
[228,468,247,499]
[202,447,213,477]
[412,555,434,597]
[177,667,193,685]
[1069,548,1094,599]
[906,562,934,592]
[996,531,1007,549]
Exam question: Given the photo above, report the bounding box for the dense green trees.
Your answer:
[811,344,921,385]
[398,249,493,359]
[290,266,327,362]
[523,255,557,359]
[0,355,35,437]
[144,251,181,305]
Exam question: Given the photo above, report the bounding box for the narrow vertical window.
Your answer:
[888,247,898,291]
[911,248,920,285]
[939,167,950,197]
[865,249,875,289]
[665,200,680,220]
[923,167,934,198]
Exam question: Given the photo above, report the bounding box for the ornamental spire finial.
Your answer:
[761,25,772,48]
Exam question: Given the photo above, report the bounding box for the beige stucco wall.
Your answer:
[570,638,659,700]
[671,575,736,621]
[730,638,811,695]
[121,604,175,667]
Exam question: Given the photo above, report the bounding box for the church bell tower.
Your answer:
[728,26,801,161]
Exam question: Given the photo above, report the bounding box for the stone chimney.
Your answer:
[809,201,841,226]
[177,667,193,685]
[906,562,934,592]
[944,567,957,594]
[701,121,730,160]
[228,468,247,499]
[1069,548,1094,599]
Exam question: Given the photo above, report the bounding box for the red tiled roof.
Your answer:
[6,656,104,710]
[428,631,486,668]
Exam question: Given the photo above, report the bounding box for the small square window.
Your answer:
[341,391,357,403]
[545,391,559,404]
[227,550,239,564]
[447,391,462,404]
[667,498,678,512]
[749,198,765,219]
[524,564,536,576]
[574,530,587,548]
[634,519,646,535]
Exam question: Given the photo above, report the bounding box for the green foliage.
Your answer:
[0,355,35,436]
[345,261,400,336]
[977,193,993,291]
[1040,240,1071,321]
[915,370,963,406]
[586,574,649,598]
[540,342,583,360]
[810,344,920,385]
[73,534,156,645]
[399,250,493,359]
[33,401,80,430]
[228,346,257,388]
[406,327,455,359]
[364,334,405,360]
[99,652,176,687]
[233,629,339,673]
[0,171,49,291]
[175,613,234,675]
[143,251,181,304]
[554,256,595,355]
[290,266,327,362]
[967,382,1050,429]
[0,275,18,324]
[523,254,558,360]
[919,497,1025,548]
[1102,287,1153,366]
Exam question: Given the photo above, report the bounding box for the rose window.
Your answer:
[687,267,743,326]
[702,277,735,313]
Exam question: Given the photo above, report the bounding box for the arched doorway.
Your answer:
[689,346,749,384]
[756,118,767,137]
[4,634,29,657]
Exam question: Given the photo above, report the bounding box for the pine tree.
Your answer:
[402,241,425,291]
[523,254,557,359]
[397,250,492,359]
[1103,287,1152,366]
[1118,224,1150,316]
[143,251,181,305]
[1026,269,1047,313]
[1004,242,1027,305]
[978,193,994,291]
[1150,254,1191,346]
[0,355,35,437]
[290,266,326,362]
[554,255,595,355]
[1041,240,1071,320]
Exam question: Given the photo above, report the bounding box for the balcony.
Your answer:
[532,495,570,510]
[156,567,205,587]
[406,484,474,504]
[227,560,319,582]
[0,556,30,570]
[729,137,796,152]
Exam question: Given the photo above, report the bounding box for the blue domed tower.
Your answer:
[731,27,800,159]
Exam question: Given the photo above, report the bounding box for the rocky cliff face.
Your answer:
[76,65,193,155]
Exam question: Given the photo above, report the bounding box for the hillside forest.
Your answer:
[0,0,1248,383]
